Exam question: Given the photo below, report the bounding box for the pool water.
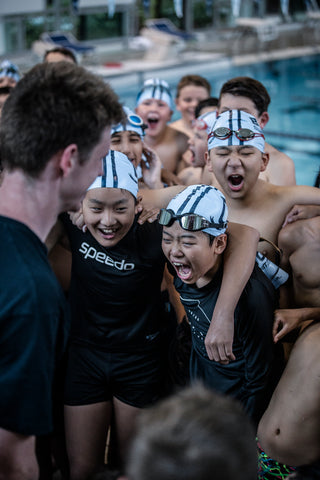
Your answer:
[109,54,320,186]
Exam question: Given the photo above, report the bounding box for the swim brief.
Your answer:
[257,439,296,479]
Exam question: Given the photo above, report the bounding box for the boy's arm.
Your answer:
[204,223,259,364]
[139,185,184,208]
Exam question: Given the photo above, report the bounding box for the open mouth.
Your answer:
[228,174,244,191]
[173,262,192,281]
[98,227,118,240]
[147,114,159,129]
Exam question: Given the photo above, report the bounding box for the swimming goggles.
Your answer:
[209,127,265,141]
[158,208,227,232]
[192,118,208,130]
[127,113,144,127]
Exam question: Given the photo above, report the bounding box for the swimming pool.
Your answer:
[108,54,320,186]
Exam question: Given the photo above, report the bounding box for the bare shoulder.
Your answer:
[166,126,189,149]
[178,166,202,185]
[265,142,296,186]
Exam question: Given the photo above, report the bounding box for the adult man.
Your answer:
[0,61,122,480]
[217,76,296,186]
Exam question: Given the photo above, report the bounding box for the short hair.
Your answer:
[0,62,122,177]
[175,75,211,99]
[127,384,257,480]
[43,46,77,64]
[195,96,218,118]
[219,76,271,116]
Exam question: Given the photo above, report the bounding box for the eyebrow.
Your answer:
[88,197,129,206]
[162,230,197,240]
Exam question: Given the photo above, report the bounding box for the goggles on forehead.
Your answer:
[209,127,265,142]
[191,118,208,130]
[158,208,227,232]
[127,113,144,127]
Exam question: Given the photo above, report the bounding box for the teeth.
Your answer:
[173,262,183,266]
[102,229,115,234]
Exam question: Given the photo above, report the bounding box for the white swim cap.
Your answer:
[136,78,173,110]
[111,106,146,138]
[0,60,20,83]
[208,109,265,153]
[165,184,228,237]
[88,150,138,198]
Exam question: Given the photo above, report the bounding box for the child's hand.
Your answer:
[68,208,86,232]
[141,147,163,189]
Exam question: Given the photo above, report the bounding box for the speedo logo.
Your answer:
[79,242,135,270]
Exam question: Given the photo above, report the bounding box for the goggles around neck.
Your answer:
[158,208,227,232]
[209,127,265,142]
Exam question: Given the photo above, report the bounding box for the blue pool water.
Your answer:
[108,54,320,186]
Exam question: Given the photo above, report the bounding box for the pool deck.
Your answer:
[5,17,320,79]
[84,43,320,82]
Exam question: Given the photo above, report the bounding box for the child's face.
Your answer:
[208,145,268,199]
[175,85,209,125]
[162,221,226,288]
[136,99,172,138]
[82,187,138,248]
[110,131,143,168]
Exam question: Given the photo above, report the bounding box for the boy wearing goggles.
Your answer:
[160,184,283,426]
[135,78,189,174]
[207,109,320,261]
[110,106,178,189]
[217,76,296,186]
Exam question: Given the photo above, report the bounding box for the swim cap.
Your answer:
[136,78,173,110]
[88,150,138,198]
[0,60,20,83]
[111,106,146,138]
[166,184,228,237]
[208,109,265,153]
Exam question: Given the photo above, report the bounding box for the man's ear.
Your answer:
[59,144,78,178]
[259,111,269,129]
[260,152,269,172]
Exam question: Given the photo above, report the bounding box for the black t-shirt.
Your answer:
[0,216,69,435]
[62,214,166,351]
[174,264,284,425]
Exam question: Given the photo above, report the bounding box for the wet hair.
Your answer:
[195,97,218,118]
[175,75,211,99]
[0,62,122,177]
[43,46,77,64]
[127,384,257,480]
[219,76,271,116]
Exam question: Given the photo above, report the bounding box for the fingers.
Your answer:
[205,342,235,364]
